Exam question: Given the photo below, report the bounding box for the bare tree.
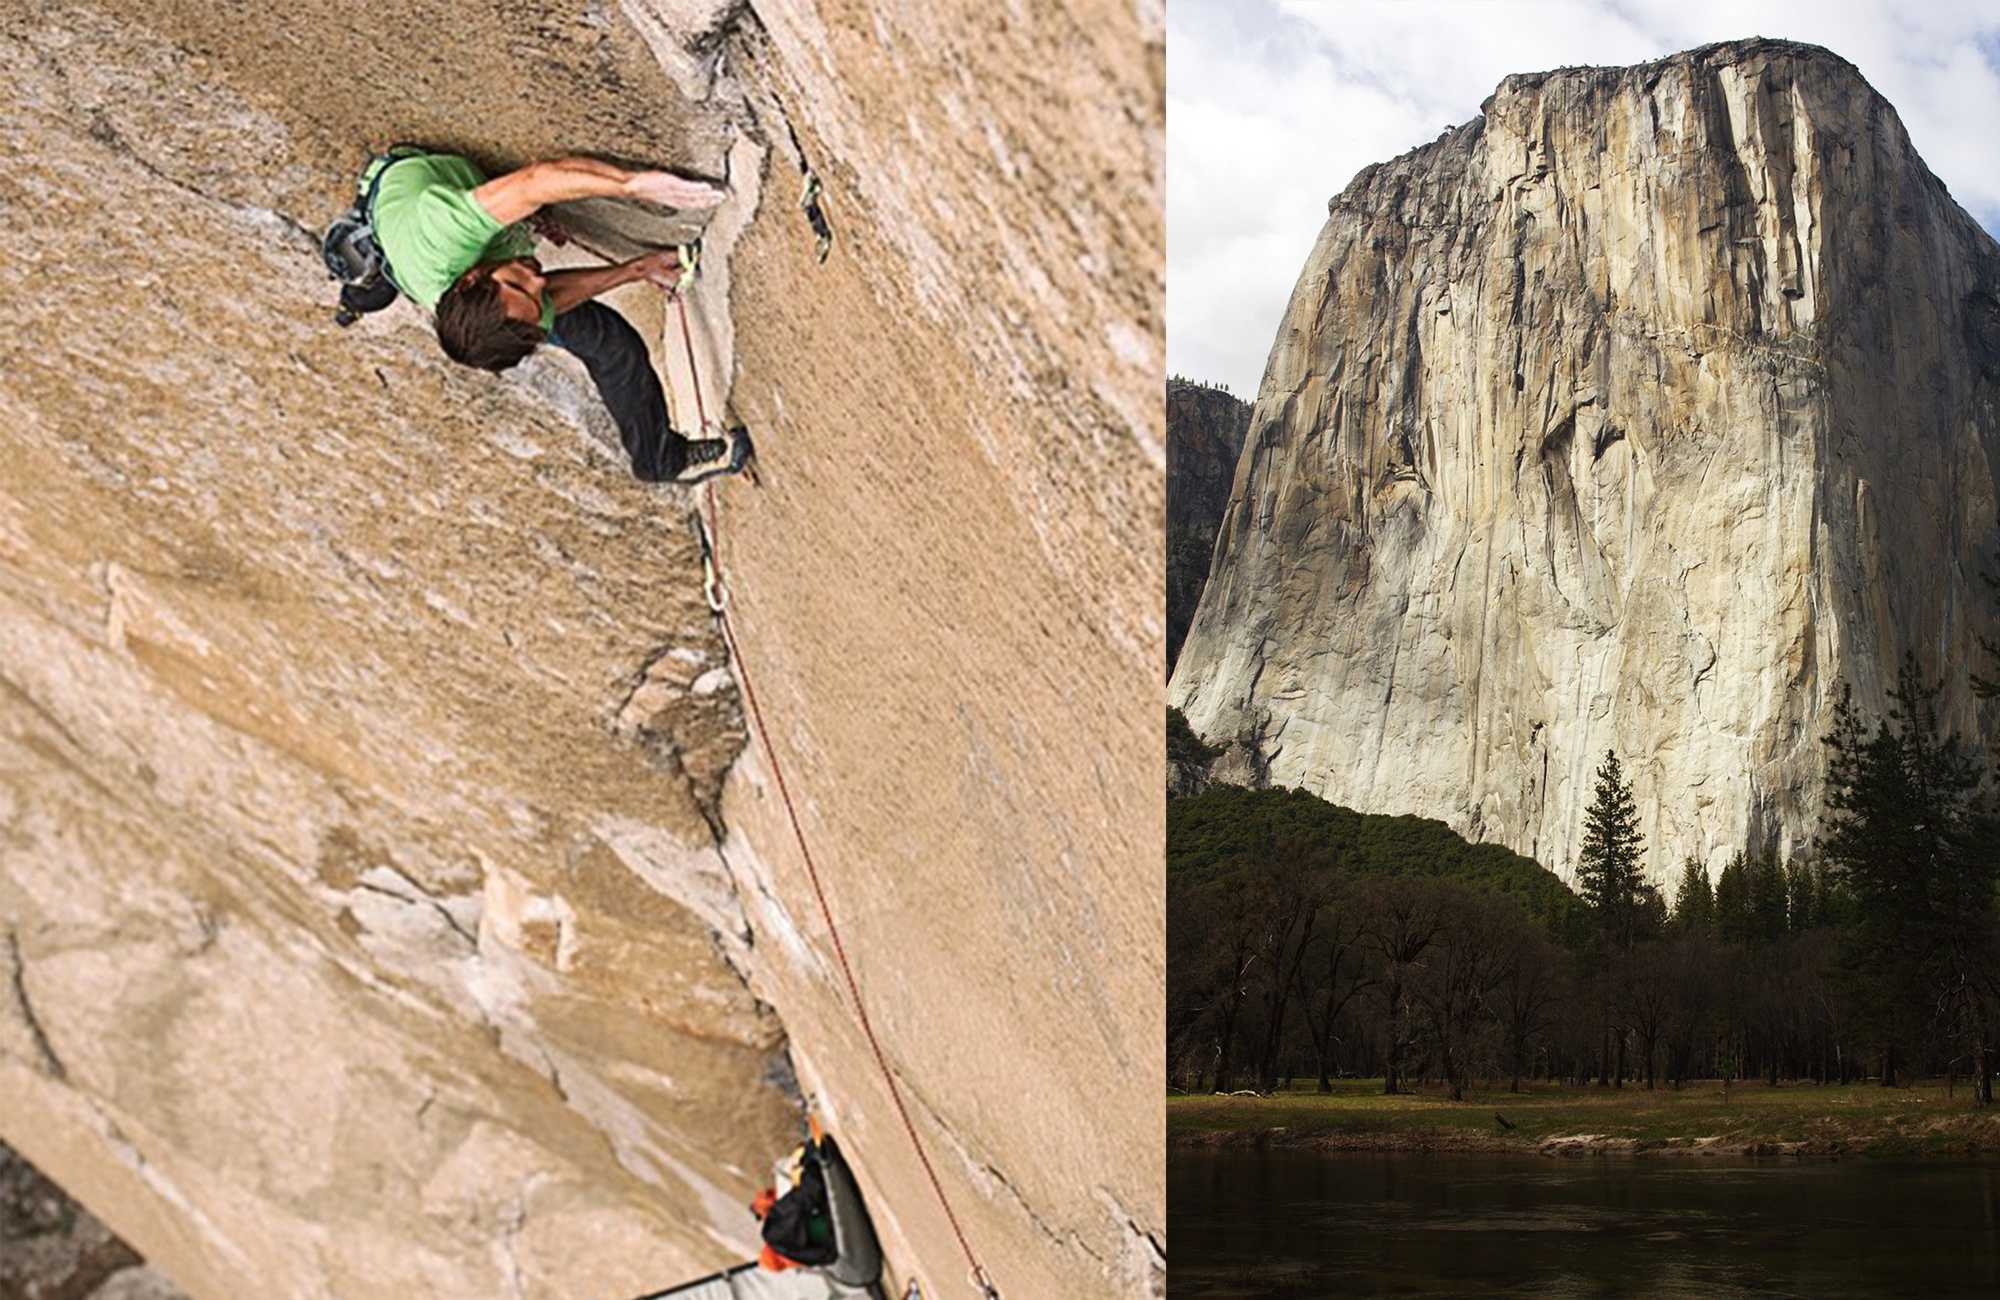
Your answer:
[1623,943,1679,1089]
[1295,890,1376,1092]
[1409,889,1517,1100]
[1495,929,1562,1092]
[1250,844,1332,1090]
[1363,878,1448,1095]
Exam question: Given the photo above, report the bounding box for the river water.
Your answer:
[1169,1149,2000,1297]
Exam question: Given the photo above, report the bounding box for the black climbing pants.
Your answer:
[548,301,685,482]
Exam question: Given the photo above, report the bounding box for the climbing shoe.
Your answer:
[673,426,755,485]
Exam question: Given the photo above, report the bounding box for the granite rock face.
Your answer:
[1172,39,2000,884]
[1166,380,1249,674]
[0,2,1162,1298]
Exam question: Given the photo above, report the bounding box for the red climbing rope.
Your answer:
[673,289,712,437]
[673,295,1000,1300]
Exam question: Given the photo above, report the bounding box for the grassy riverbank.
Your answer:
[1169,1078,2000,1156]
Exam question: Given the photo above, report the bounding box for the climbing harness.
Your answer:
[800,171,833,264]
[678,305,999,1300]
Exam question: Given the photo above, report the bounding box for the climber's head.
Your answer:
[436,258,547,372]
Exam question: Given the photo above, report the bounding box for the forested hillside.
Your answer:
[1168,785,1583,931]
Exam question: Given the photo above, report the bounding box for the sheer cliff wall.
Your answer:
[0,2,1162,1297]
[1172,39,2000,883]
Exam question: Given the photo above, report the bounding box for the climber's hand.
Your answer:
[631,249,690,294]
[623,171,725,209]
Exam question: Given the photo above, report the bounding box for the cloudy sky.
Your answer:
[1169,0,2000,397]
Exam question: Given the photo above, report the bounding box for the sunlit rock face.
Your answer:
[0,1,1162,1298]
[1166,380,1249,675]
[1172,39,2000,884]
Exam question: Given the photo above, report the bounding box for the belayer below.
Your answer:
[336,145,750,484]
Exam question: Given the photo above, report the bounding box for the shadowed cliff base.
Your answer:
[0,1,1162,1297]
[0,1141,189,1300]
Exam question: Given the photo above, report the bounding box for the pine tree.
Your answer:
[1812,860,1853,929]
[1713,852,1750,947]
[1785,857,1816,932]
[1746,854,1788,948]
[1578,750,1646,951]
[1671,858,1714,935]
[1823,664,1985,943]
[1637,883,1669,941]
[1821,659,1993,1088]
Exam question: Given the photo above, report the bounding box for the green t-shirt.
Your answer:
[371,155,554,332]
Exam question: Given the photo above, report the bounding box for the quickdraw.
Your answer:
[698,519,728,614]
[801,170,833,264]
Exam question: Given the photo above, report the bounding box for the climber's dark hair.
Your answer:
[436,265,545,372]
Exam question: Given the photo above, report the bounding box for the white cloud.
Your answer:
[1170,0,2000,396]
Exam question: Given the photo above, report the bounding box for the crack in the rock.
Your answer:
[0,675,129,809]
[705,836,755,949]
[21,30,317,252]
[888,1076,1118,1275]
[898,1083,1165,1294]
[91,111,314,243]
[685,0,757,100]
[97,1116,256,1275]
[974,1155,1109,1268]
[5,929,68,1082]
[721,10,828,177]
[0,672,88,761]
[179,904,222,957]
[353,878,479,951]
[1094,1188,1166,1297]
[538,1047,571,1105]
[499,1192,529,1300]
[614,564,751,841]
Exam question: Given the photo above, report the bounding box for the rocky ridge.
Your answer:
[1172,38,2000,882]
[1165,379,1249,675]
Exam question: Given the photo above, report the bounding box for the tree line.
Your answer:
[1167,659,2000,1100]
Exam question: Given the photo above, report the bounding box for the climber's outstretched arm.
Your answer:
[545,251,690,316]
[473,158,724,226]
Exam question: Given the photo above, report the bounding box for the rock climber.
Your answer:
[362,146,748,483]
